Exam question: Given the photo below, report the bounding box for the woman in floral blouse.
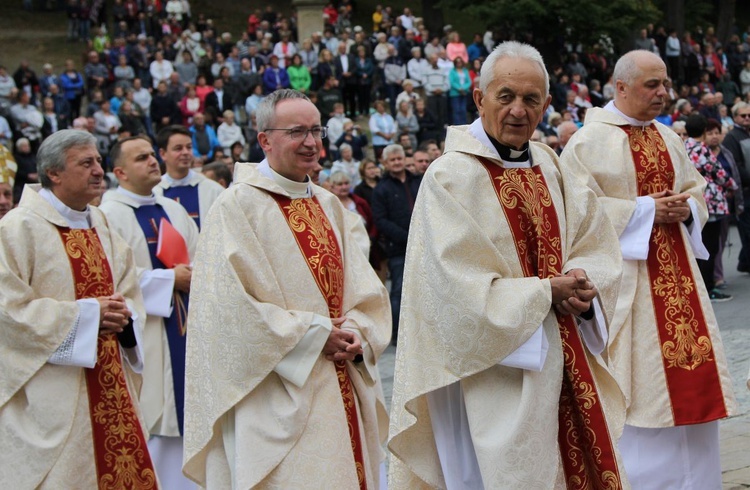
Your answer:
[684,114,738,301]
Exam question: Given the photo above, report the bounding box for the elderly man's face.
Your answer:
[735,105,750,130]
[384,150,405,174]
[47,144,105,210]
[0,182,12,218]
[474,56,550,150]
[259,98,324,182]
[616,53,669,121]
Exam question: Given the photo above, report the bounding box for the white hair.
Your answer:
[382,144,405,161]
[479,41,549,97]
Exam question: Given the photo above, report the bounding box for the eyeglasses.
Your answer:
[263,127,328,140]
[737,114,750,119]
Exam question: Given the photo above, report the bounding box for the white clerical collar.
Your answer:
[39,187,91,229]
[468,119,532,168]
[258,159,312,198]
[116,186,157,205]
[604,100,652,127]
[164,169,195,187]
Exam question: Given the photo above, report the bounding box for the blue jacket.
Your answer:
[59,71,85,101]
[262,67,291,94]
[190,124,220,160]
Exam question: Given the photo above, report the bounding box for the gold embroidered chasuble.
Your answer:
[561,108,737,427]
[388,125,627,489]
[0,185,149,488]
[183,163,391,489]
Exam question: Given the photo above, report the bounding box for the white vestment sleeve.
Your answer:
[273,313,332,387]
[685,198,709,260]
[139,269,175,317]
[121,311,144,373]
[48,298,100,368]
[619,196,655,260]
[427,381,484,490]
[497,325,548,372]
[577,296,607,356]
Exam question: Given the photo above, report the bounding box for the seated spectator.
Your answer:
[190,112,220,165]
[287,54,312,94]
[329,170,375,255]
[262,55,290,94]
[244,84,265,119]
[335,119,368,161]
[395,100,419,150]
[10,91,43,152]
[11,137,37,203]
[217,110,245,152]
[331,143,361,187]
[369,99,397,161]
[413,98,441,143]
[204,77,232,126]
[179,85,203,126]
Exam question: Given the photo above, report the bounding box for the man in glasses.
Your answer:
[722,102,750,273]
[183,89,391,489]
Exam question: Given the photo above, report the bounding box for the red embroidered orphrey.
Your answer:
[479,157,622,490]
[621,125,727,424]
[57,227,157,490]
[272,194,368,490]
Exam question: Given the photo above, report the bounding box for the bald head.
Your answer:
[558,121,578,147]
[612,50,669,121]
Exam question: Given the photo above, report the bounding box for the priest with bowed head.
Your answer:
[388,41,628,489]
[0,130,157,488]
[183,89,391,488]
[561,49,737,489]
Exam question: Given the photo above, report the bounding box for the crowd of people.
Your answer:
[0,1,749,489]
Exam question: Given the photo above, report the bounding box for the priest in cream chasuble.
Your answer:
[561,50,737,489]
[388,42,628,490]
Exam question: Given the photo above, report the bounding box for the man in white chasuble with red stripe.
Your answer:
[562,50,737,489]
[0,130,157,488]
[183,89,391,489]
[388,42,628,489]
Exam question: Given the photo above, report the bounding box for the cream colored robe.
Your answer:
[100,190,199,437]
[183,163,391,489]
[562,108,737,427]
[0,186,147,488]
[388,124,626,489]
[155,169,224,227]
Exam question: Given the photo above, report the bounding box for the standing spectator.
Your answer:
[316,76,342,124]
[395,100,419,150]
[216,110,245,152]
[204,77,232,126]
[299,39,319,87]
[118,100,147,136]
[317,48,337,88]
[13,62,39,106]
[335,43,357,117]
[114,55,136,90]
[41,96,67,139]
[244,84,265,119]
[423,54,450,128]
[634,28,656,52]
[371,143,421,343]
[407,47,429,95]
[10,92,44,152]
[335,119,368,160]
[383,44,406,114]
[414,97,441,143]
[722,102,750,273]
[740,60,750,97]
[59,59,84,119]
[395,79,420,111]
[179,85,203,125]
[175,51,199,86]
[354,45,374,115]
[84,51,109,97]
[353,157,380,205]
[369,100,396,161]
[330,143,361,187]
[445,32,469,63]
[38,63,59,99]
[272,32,297,69]
[448,57,471,125]
[48,84,72,127]
[189,112,220,165]
[93,99,121,158]
[151,81,180,131]
[150,51,174,89]
[706,118,744,288]
[665,29,682,81]
[287,54,312,94]
[78,0,91,42]
[0,66,17,113]
[11,138,38,204]
[0,115,11,148]
[467,33,488,62]
[325,103,348,157]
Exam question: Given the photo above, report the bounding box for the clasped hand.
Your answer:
[550,268,596,317]
[96,293,131,334]
[323,316,363,362]
[651,190,691,224]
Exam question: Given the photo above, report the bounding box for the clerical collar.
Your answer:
[164,169,195,187]
[116,186,157,206]
[486,133,530,163]
[39,187,91,229]
[604,100,652,127]
[258,159,311,198]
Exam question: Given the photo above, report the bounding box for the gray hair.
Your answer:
[37,130,97,188]
[613,49,662,87]
[328,171,350,185]
[479,41,549,97]
[256,89,312,132]
[671,120,686,132]
[732,101,749,117]
[339,143,352,154]
[382,144,405,161]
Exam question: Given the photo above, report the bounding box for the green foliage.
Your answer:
[439,0,661,52]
